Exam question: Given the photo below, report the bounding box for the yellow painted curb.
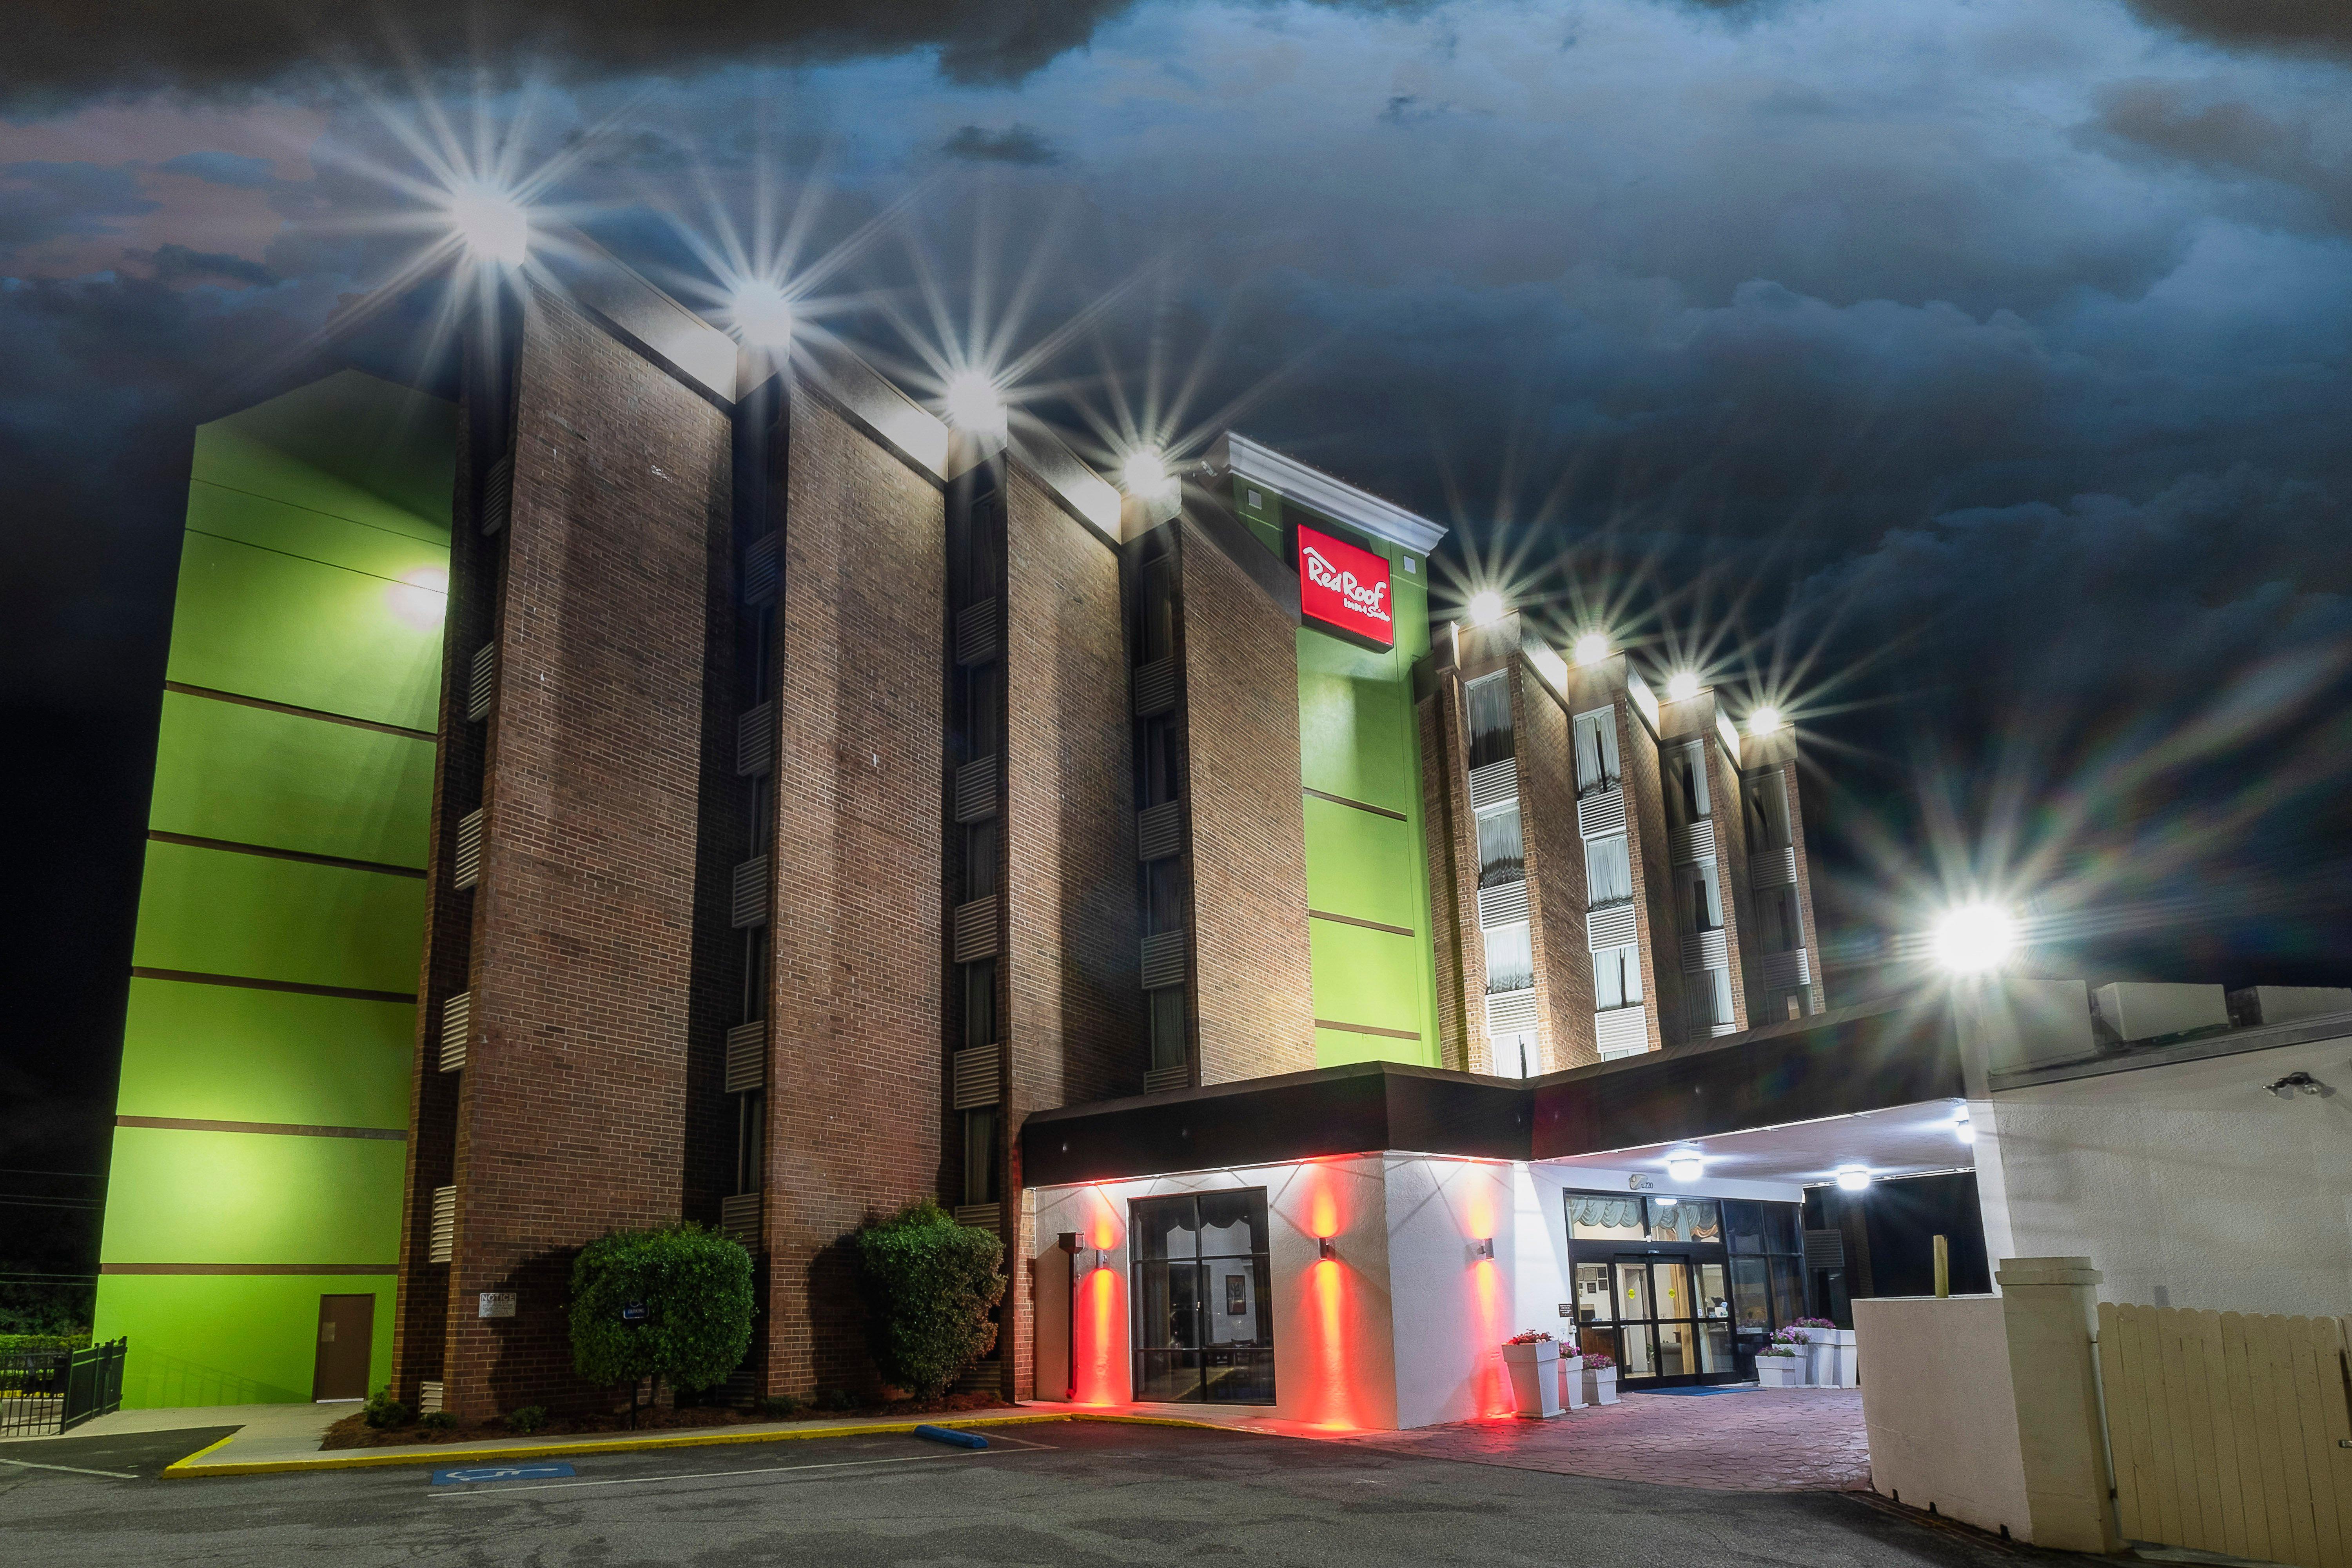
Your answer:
[160,1410,1240,1479]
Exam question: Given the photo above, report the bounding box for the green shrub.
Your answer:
[0,1334,73,1354]
[758,1394,802,1420]
[419,1410,457,1431]
[363,1387,412,1429]
[505,1405,548,1435]
[853,1199,1006,1399]
[568,1224,755,1402]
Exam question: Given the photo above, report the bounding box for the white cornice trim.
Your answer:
[1209,432,1448,555]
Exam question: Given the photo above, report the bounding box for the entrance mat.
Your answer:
[1640,1383,1762,1397]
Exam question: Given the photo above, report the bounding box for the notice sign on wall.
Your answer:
[1296,523,1394,648]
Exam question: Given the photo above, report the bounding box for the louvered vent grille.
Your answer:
[720,1192,762,1247]
[1132,659,1176,717]
[453,809,483,890]
[1586,902,1638,948]
[1485,988,1539,1035]
[724,1020,766,1095]
[417,1380,445,1414]
[953,756,998,823]
[952,1046,1000,1110]
[731,856,769,929]
[468,644,495,723]
[1804,1228,1847,1271]
[952,1203,1002,1231]
[428,1186,455,1264]
[1140,930,1187,990]
[1143,1064,1191,1094]
[479,454,513,537]
[1477,880,1531,929]
[1749,846,1797,888]
[1671,818,1717,866]
[742,534,778,605]
[952,898,1000,964]
[955,599,1001,666]
[736,703,773,777]
[438,991,470,1073]
[1682,929,1729,971]
[1577,786,1627,840]
[1137,801,1182,862]
[1467,758,1519,811]
[1594,1006,1649,1059]
[1761,947,1811,989]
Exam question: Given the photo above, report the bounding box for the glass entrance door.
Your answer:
[1576,1255,1733,1386]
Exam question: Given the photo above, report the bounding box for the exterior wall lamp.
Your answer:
[1469,1238,1495,1261]
[1319,1237,1338,1262]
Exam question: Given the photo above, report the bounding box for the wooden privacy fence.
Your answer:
[2097,1304,2352,1568]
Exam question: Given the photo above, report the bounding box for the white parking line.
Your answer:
[0,1457,140,1479]
[428,1434,1056,1499]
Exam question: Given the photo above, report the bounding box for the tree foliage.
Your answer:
[568,1224,753,1396]
[854,1200,1006,1398]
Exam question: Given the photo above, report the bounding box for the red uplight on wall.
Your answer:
[1296,524,1394,649]
[1073,1264,1125,1406]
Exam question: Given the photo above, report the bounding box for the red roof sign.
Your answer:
[1296,524,1394,648]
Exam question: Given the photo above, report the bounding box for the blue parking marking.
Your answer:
[432,1462,577,1485]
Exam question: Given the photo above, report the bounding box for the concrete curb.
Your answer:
[160,1411,1236,1479]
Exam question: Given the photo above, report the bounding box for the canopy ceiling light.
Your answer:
[1835,1164,1871,1192]
[1664,1147,1705,1184]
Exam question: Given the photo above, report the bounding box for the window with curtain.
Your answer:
[1585,833,1633,906]
[1572,708,1620,795]
[1755,884,1800,953]
[1483,920,1534,993]
[1145,858,1185,935]
[1677,862,1722,933]
[1744,770,1792,849]
[1149,987,1187,1072]
[962,959,998,1051]
[1695,966,1735,1029]
[1475,803,1524,886]
[1465,671,1514,770]
[1670,741,1710,821]
[1136,554,1175,666]
[1593,943,1642,1010]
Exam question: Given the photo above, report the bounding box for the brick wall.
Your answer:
[1176,515,1315,1084]
[436,286,732,1418]
[1000,464,1140,1400]
[761,389,947,1397]
[1417,682,1479,1074]
[1515,666,1596,1070]
[1785,759,1829,1012]
[1618,695,1682,1052]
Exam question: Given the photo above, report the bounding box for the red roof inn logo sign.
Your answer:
[1297,524,1394,648]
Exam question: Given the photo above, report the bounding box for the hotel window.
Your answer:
[1138,715,1180,808]
[1670,741,1710,822]
[735,1091,765,1194]
[1755,883,1800,953]
[962,818,998,904]
[1677,862,1723,934]
[1483,920,1534,994]
[963,959,998,1051]
[1136,554,1175,667]
[960,660,1003,762]
[961,1105,998,1206]
[1585,833,1633,907]
[1744,770,1792,850]
[1144,858,1185,937]
[739,925,769,1023]
[1148,988,1186,1074]
[1465,671,1514,770]
[1131,1189,1274,1405]
[1694,966,1735,1031]
[1572,708,1619,795]
[1492,1030,1537,1079]
[962,488,1005,608]
[1593,943,1642,1011]
[1475,803,1524,887]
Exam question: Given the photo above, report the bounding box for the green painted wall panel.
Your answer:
[92,1274,395,1409]
[117,978,414,1129]
[163,532,444,730]
[1298,635,1420,812]
[149,692,436,867]
[186,480,450,583]
[193,423,450,545]
[1308,920,1434,1065]
[130,840,425,994]
[1302,797,1426,932]
[100,1127,405,1267]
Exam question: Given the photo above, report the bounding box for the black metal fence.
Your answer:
[0,1339,125,1437]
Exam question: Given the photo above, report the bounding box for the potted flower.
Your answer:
[1785,1317,1847,1386]
[1755,1327,1809,1387]
[1557,1342,1586,1410]
[1501,1330,1561,1419]
[1581,1350,1618,1406]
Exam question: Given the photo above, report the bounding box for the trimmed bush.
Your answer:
[364,1387,412,1428]
[505,1405,548,1435]
[569,1224,755,1404]
[0,1334,74,1354]
[419,1410,457,1431]
[854,1200,1006,1399]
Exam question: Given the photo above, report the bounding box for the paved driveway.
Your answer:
[1347,1387,1871,1491]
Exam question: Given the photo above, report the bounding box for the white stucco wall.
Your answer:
[1978,1034,2352,1315]
[1852,1295,2031,1538]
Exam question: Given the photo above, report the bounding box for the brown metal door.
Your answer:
[311,1294,373,1401]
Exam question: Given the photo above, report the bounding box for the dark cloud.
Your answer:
[0,160,157,247]
[2083,80,2352,232]
[2124,0,2352,56]
[941,123,1061,165]
[158,150,279,189]
[141,242,275,284]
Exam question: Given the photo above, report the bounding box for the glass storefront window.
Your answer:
[1129,1190,1275,1406]
[1567,1193,1647,1242]
[1648,1198,1719,1243]
[1574,1262,1614,1327]
[1567,1188,1810,1387]
[1694,1261,1729,1320]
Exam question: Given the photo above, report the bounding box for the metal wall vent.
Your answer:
[1577,786,1627,840]
[1467,758,1519,812]
[952,1046,1001,1111]
[952,1203,1001,1231]
[1585,902,1639,949]
[736,702,773,777]
[720,1192,762,1248]
[731,856,770,929]
[724,1020,767,1095]
[468,644,495,723]
[1761,947,1811,989]
[438,991,470,1073]
[428,1187,455,1264]
[453,809,483,891]
[1131,658,1177,718]
[1804,1228,1847,1272]
[742,534,778,606]
[953,756,999,824]
[417,1380,445,1414]
[1749,846,1797,889]
[952,898,1000,964]
[1671,817,1717,866]
[479,454,513,537]
[1143,1064,1191,1094]
[1593,1005,1648,1058]
[955,599,1001,666]
[1477,880,1531,929]
[1682,929,1730,972]
[1485,987,1539,1035]
[1137,801,1183,862]
[1140,930,1187,991]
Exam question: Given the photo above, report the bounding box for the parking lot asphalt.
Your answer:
[0,1417,2096,1568]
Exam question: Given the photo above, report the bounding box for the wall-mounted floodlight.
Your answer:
[1121,446,1170,497]
[1469,1238,1495,1261]
[1747,706,1784,738]
[1468,591,1505,626]
[1319,1237,1338,1262]
[1666,671,1700,702]
[729,281,794,349]
[1573,632,1610,666]
[944,370,1006,437]
[1931,903,2019,975]
[450,185,530,268]
[1835,1165,1871,1192]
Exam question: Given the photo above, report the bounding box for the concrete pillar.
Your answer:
[1994,1257,2121,1555]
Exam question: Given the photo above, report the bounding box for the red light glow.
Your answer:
[1303,1257,1361,1430]
[1073,1264,1125,1406]
[1470,1259,1511,1417]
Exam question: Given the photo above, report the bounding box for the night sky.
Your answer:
[4,1,2347,1287]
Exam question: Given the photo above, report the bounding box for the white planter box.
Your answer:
[1583,1365,1619,1406]
[1557,1356,1586,1410]
[1502,1340,1562,1419]
[1755,1355,1805,1388]
[1807,1341,1839,1386]
[1826,1328,1858,1387]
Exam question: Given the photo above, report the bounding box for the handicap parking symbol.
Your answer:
[431,1462,576,1485]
